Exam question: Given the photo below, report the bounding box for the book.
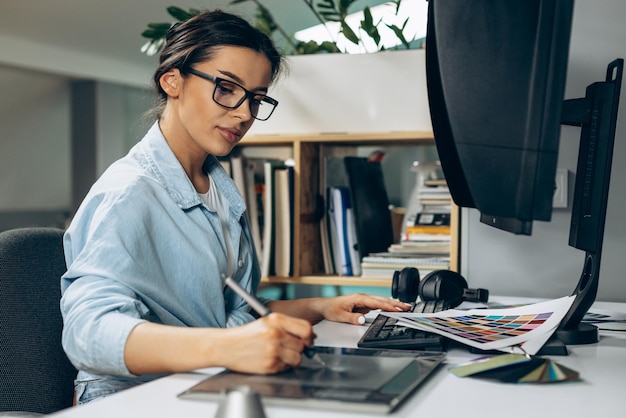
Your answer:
[405,225,451,235]
[414,212,451,226]
[423,178,447,187]
[361,267,435,278]
[360,253,448,278]
[230,154,247,207]
[260,161,274,277]
[318,162,333,274]
[244,159,263,261]
[388,241,450,256]
[321,156,351,274]
[361,255,449,267]
[345,193,361,277]
[273,165,294,277]
[328,186,359,276]
[402,232,450,241]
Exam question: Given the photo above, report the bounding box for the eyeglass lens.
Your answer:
[213,79,276,121]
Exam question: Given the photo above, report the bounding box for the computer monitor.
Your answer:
[425,0,622,346]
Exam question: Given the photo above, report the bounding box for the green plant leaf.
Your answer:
[340,21,359,45]
[315,0,340,22]
[295,39,340,54]
[147,22,172,31]
[359,7,381,45]
[166,6,198,22]
[255,4,278,35]
[386,17,411,49]
[141,28,167,39]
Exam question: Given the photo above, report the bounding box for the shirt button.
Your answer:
[238,260,244,268]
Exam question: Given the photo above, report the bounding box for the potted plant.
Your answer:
[140,1,430,135]
[140,0,423,56]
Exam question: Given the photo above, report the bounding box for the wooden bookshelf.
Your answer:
[239,131,459,287]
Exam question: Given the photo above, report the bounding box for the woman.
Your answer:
[60,9,409,404]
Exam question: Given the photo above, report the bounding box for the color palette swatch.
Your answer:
[449,353,580,384]
[400,312,552,343]
[383,296,576,355]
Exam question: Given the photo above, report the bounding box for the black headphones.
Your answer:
[391,267,489,307]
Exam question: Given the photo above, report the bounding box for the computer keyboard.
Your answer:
[357,299,450,351]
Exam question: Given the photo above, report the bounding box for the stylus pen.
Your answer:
[224,277,326,367]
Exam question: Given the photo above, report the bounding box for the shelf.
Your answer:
[262,275,392,287]
[236,130,458,288]
[242,131,435,146]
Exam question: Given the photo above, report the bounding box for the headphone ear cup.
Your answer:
[418,270,468,307]
[391,267,420,303]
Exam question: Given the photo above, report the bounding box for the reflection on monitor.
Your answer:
[425,0,622,346]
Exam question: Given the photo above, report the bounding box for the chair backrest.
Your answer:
[0,228,77,414]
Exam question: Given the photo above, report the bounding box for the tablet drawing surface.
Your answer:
[178,346,445,414]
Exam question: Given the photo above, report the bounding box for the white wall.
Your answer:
[461,0,626,302]
[0,64,153,229]
[0,66,70,210]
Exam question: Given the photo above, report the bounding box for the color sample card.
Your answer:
[383,296,576,355]
[449,353,580,384]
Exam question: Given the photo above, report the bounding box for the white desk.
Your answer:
[49,299,626,417]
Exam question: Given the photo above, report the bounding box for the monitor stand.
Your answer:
[557,58,622,347]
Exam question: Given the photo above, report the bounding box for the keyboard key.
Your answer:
[357,300,450,351]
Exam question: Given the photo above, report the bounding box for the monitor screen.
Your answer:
[424,0,623,346]
[425,0,574,235]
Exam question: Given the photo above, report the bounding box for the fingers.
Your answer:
[316,293,412,325]
[345,313,367,325]
[225,313,314,375]
[350,293,411,312]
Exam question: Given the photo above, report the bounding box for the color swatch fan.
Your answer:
[449,353,580,384]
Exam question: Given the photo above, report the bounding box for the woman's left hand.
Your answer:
[315,293,411,325]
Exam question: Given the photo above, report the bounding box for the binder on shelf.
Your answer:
[324,156,394,258]
[343,157,394,258]
[328,186,360,276]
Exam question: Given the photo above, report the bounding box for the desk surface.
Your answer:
[49,298,626,418]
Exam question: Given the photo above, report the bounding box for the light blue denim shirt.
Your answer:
[60,121,261,401]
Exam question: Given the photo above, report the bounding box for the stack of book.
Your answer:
[359,181,452,278]
[360,252,450,278]
[397,181,451,255]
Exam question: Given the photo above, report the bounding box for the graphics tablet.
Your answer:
[178,346,445,414]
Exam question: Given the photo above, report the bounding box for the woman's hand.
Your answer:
[312,293,411,325]
[219,312,315,374]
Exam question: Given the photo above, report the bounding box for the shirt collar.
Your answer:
[140,121,245,217]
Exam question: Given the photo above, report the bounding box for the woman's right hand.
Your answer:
[218,312,315,374]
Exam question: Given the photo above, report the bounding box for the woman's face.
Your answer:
[159,46,273,158]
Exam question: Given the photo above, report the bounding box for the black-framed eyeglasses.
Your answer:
[186,68,278,121]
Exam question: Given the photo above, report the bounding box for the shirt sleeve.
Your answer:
[61,188,156,377]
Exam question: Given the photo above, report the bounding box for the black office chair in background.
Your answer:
[0,228,77,416]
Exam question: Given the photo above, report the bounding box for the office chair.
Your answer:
[0,228,77,416]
